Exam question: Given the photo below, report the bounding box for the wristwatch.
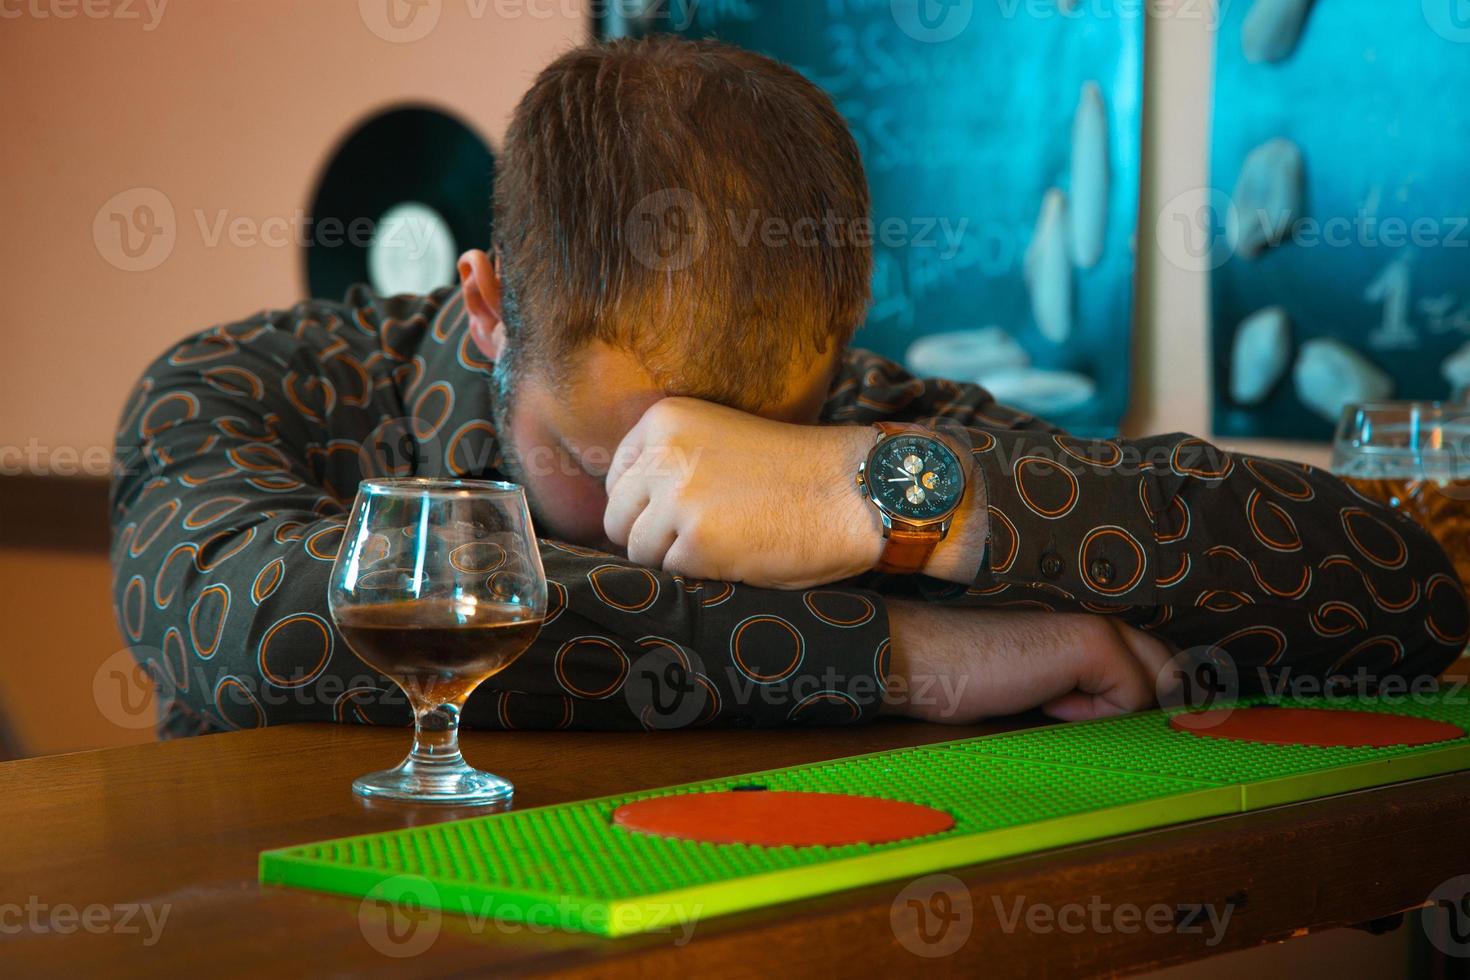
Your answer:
[855,422,968,574]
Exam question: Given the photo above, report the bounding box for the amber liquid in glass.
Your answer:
[336,599,542,707]
[1342,477,1470,597]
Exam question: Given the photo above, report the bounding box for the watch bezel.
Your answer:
[858,430,966,531]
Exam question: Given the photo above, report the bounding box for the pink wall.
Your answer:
[0,0,588,465]
[0,1,588,757]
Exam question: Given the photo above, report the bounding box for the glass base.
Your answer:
[353,756,514,805]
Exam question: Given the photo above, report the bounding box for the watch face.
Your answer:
[866,435,965,522]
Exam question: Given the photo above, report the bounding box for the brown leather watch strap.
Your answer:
[876,526,942,575]
[873,420,913,440]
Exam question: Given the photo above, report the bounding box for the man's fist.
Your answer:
[604,398,883,589]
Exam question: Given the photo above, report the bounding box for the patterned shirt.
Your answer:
[111,287,1470,738]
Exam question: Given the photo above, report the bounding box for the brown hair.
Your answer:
[493,36,872,409]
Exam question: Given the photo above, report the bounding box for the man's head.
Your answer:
[457,36,872,545]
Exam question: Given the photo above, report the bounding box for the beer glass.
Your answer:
[1332,402,1470,602]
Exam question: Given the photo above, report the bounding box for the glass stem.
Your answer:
[409,701,465,770]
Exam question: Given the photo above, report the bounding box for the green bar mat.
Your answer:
[945,694,1470,809]
[259,695,1470,936]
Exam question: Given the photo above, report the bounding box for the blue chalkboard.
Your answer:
[604,1,1144,435]
[1210,0,1470,441]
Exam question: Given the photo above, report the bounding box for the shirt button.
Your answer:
[1090,558,1115,586]
[1040,553,1064,579]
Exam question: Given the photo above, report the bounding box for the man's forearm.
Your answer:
[603,398,993,589]
[880,599,1173,724]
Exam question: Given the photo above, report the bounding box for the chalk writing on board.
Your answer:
[1365,256,1416,351]
[1423,295,1470,337]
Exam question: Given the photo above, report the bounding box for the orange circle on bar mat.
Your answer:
[1168,706,1464,748]
[611,790,955,847]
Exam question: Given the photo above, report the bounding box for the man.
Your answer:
[112,37,1467,738]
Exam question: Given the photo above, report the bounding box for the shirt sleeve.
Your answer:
[836,351,1470,689]
[959,426,1468,688]
[112,323,892,738]
[483,545,890,730]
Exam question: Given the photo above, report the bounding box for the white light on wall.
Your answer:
[368,201,457,298]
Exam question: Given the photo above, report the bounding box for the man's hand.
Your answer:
[604,398,884,589]
[882,600,1179,724]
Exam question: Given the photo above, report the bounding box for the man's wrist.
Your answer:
[846,422,989,582]
[922,443,988,583]
[823,423,885,576]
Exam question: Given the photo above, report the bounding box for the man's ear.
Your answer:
[458,249,506,361]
